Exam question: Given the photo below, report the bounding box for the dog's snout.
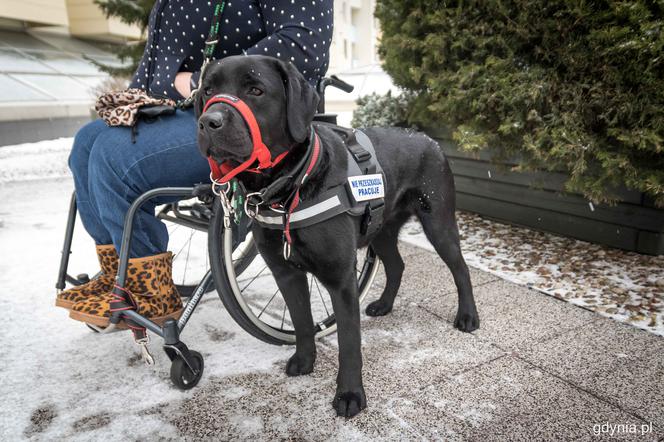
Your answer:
[199,111,224,131]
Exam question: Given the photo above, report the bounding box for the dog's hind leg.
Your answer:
[415,158,480,332]
[418,207,479,332]
[365,221,406,317]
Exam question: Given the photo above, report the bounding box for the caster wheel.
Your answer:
[170,351,204,390]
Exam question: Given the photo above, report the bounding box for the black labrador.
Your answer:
[195,55,479,418]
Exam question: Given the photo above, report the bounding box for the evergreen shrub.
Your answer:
[351,91,416,128]
[376,0,664,205]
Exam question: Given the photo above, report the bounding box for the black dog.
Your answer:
[195,55,479,417]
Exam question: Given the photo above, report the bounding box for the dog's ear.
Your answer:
[275,59,320,143]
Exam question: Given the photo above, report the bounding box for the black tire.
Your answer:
[208,199,379,346]
[170,350,204,390]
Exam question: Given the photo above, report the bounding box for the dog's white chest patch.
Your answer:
[347,174,385,202]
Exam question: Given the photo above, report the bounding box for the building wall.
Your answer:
[0,0,140,41]
[0,0,69,27]
[329,0,379,73]
[0,1,376,56]
[66,0,141,42]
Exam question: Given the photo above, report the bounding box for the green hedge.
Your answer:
[376,0,664,206]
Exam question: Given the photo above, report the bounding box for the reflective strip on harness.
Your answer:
[256,195,342,228]
[254,184,357,230]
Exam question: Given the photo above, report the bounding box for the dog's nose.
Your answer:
[199,111,224,131]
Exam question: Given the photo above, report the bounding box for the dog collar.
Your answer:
[203,93,290,184]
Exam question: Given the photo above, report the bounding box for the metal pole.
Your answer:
[56,192,78,291]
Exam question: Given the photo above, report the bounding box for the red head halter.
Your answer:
[202,94,289,183]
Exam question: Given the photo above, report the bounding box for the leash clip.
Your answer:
[135,336,155,366]
[212,176,234,228]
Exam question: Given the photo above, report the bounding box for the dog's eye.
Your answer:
[247,87,263,96]
[204,87,213,96]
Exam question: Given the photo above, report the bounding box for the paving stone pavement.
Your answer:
[170,243,664,441]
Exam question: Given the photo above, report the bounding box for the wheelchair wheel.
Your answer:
[208,199,380,346]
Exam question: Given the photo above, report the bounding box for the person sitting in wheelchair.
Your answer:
[56,0,333,327]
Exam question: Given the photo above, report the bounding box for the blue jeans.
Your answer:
[68,109,209,258]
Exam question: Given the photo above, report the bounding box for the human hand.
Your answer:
[175,72,193,98]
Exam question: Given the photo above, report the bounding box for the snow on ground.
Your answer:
[0,138,73,184]
[401,214,664,336]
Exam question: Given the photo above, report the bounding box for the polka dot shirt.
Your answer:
[130,0,334,100]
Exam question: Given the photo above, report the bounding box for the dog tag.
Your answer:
[347,174,385,202]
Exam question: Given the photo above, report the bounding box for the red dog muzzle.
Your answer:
[202,94,289,183]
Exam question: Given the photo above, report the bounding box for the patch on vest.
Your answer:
[347,174,385,202]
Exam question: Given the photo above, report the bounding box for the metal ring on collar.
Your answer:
[244,192,264,218]
[210,173,231,196]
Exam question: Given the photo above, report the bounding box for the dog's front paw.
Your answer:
[285,352,315,377]
[365,299,393,317]
[332,387,367,418]
[454,308,480,332]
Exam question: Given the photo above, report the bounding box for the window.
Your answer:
[0,30,124,103]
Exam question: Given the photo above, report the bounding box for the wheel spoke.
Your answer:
[173,229,194,260]
[280,302,287,330]
[181,230,195,285]
[167,223,182,236]
[232,247,247,263]
[313,277,330,317]
[257,288,280,318]
[240,265,268,293]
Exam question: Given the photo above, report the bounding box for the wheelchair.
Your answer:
[55,76,381,390]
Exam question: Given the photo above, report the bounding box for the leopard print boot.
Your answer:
[55,244,118,310]
[69,252,183,328]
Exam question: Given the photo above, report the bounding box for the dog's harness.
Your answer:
[205,94,385,260]
[249,125,385,233]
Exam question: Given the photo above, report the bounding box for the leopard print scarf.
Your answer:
[95,88,176,127]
